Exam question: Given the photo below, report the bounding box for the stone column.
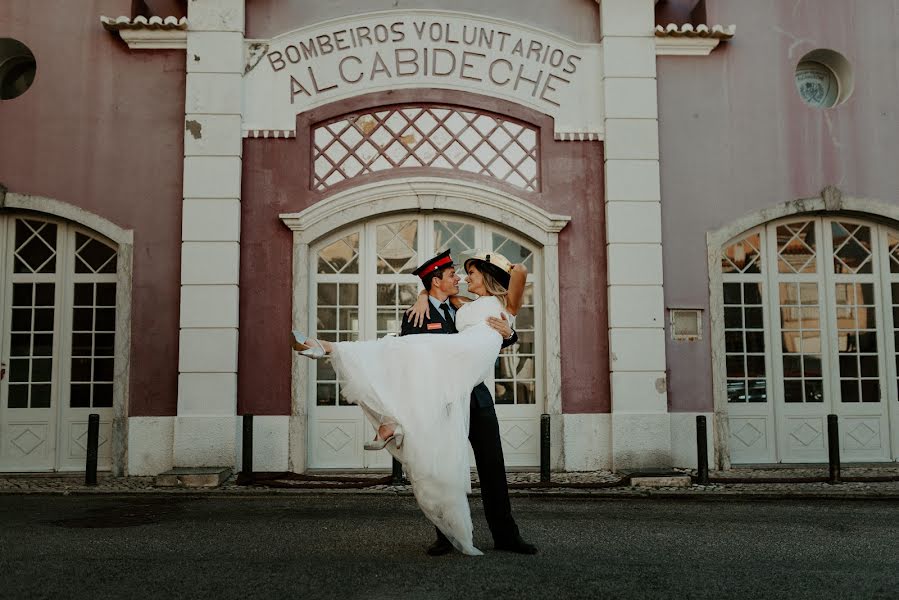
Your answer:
[174,0,245,467]
[599,0,671,469]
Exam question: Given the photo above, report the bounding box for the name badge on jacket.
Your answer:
[427,323,443,330]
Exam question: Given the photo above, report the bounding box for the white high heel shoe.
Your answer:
[364,430,404,450]
[290,330,326,359]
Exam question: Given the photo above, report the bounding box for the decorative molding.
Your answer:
[654,24,735,56]
[242,129,297,139]
[100,16,188,50]
[279,177,571,245]
[3,192,134,244]
[554,131,601,142]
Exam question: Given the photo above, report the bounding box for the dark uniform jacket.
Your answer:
[399,300,517,408]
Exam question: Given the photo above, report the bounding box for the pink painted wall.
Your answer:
[239,89,608,415]
[0,0,185,416]
[659,0,899,412]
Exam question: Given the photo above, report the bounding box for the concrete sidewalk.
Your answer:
[3,465,899,499]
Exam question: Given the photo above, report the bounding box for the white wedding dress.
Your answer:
[328,295,507,556]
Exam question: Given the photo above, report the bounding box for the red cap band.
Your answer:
[419,256,452,279]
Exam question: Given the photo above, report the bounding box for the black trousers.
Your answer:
[435,390,519,545]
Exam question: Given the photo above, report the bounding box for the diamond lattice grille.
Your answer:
[14,219,57,274]
[313,106,539,191]
[887,234,899,274]
[832,222,873,274]
[777,221,817,274]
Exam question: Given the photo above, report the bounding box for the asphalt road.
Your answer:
[1,494,898,599]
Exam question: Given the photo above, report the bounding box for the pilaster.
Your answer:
[600,0,671,470]
[174,0,245,468]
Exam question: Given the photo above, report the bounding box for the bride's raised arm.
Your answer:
[505,264,528,316]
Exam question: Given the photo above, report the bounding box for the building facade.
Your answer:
[1,0,897,475]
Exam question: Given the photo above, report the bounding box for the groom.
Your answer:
[401,249,538,555]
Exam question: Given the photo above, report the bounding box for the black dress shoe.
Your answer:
[426,537,454,556]
[494,536,538,555]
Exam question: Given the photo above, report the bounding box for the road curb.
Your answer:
[4,487,899,501]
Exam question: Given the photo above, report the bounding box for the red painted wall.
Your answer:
[239,89,609,415]
[0,0,185,416]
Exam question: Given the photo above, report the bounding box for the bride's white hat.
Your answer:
[461,249,513,288]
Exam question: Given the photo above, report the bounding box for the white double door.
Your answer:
[307,213,543,470]
[0,215,117,472]
[727,216,899,463]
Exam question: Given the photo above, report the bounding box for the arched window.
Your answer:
[308,214,541,469]
[721,216,899,463]
[0,215,118,471]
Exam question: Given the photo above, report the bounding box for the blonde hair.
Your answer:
[470,262,509,308]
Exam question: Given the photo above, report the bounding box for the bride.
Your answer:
[291,249,526,556]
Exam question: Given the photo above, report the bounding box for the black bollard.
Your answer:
[242,414,253,477]
[540,413,551,482]
[827,414,840,484]
[696,415,709,485]
[85,413,99,486]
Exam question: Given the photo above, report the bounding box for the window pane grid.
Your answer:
[892,280,899,400]
[316,232,361,407]
[495,282,536,405]
[70,282,116,408]
[778,281,823,403]
[375,281,418,338]
[834,282,880,403]
[724,281,767,403]
[7,282,55,409]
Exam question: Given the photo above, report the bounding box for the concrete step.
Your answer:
[630,475,692,488]
[155,467,232,488]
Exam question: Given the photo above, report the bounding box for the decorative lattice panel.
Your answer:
[312,106,539,191]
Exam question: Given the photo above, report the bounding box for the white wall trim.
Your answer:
[654,38,720,56]
[2,192,134,245]
[1,191,134,475]
[280,177,570,473]
[706,186,899,468]
[280,177,571,245]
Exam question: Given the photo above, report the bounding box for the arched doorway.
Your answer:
[280,177,570,472]
[0,214,121,471]
[717,214,899,464]
[307,213,542,469]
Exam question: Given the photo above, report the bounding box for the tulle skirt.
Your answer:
[330,324,501,555]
